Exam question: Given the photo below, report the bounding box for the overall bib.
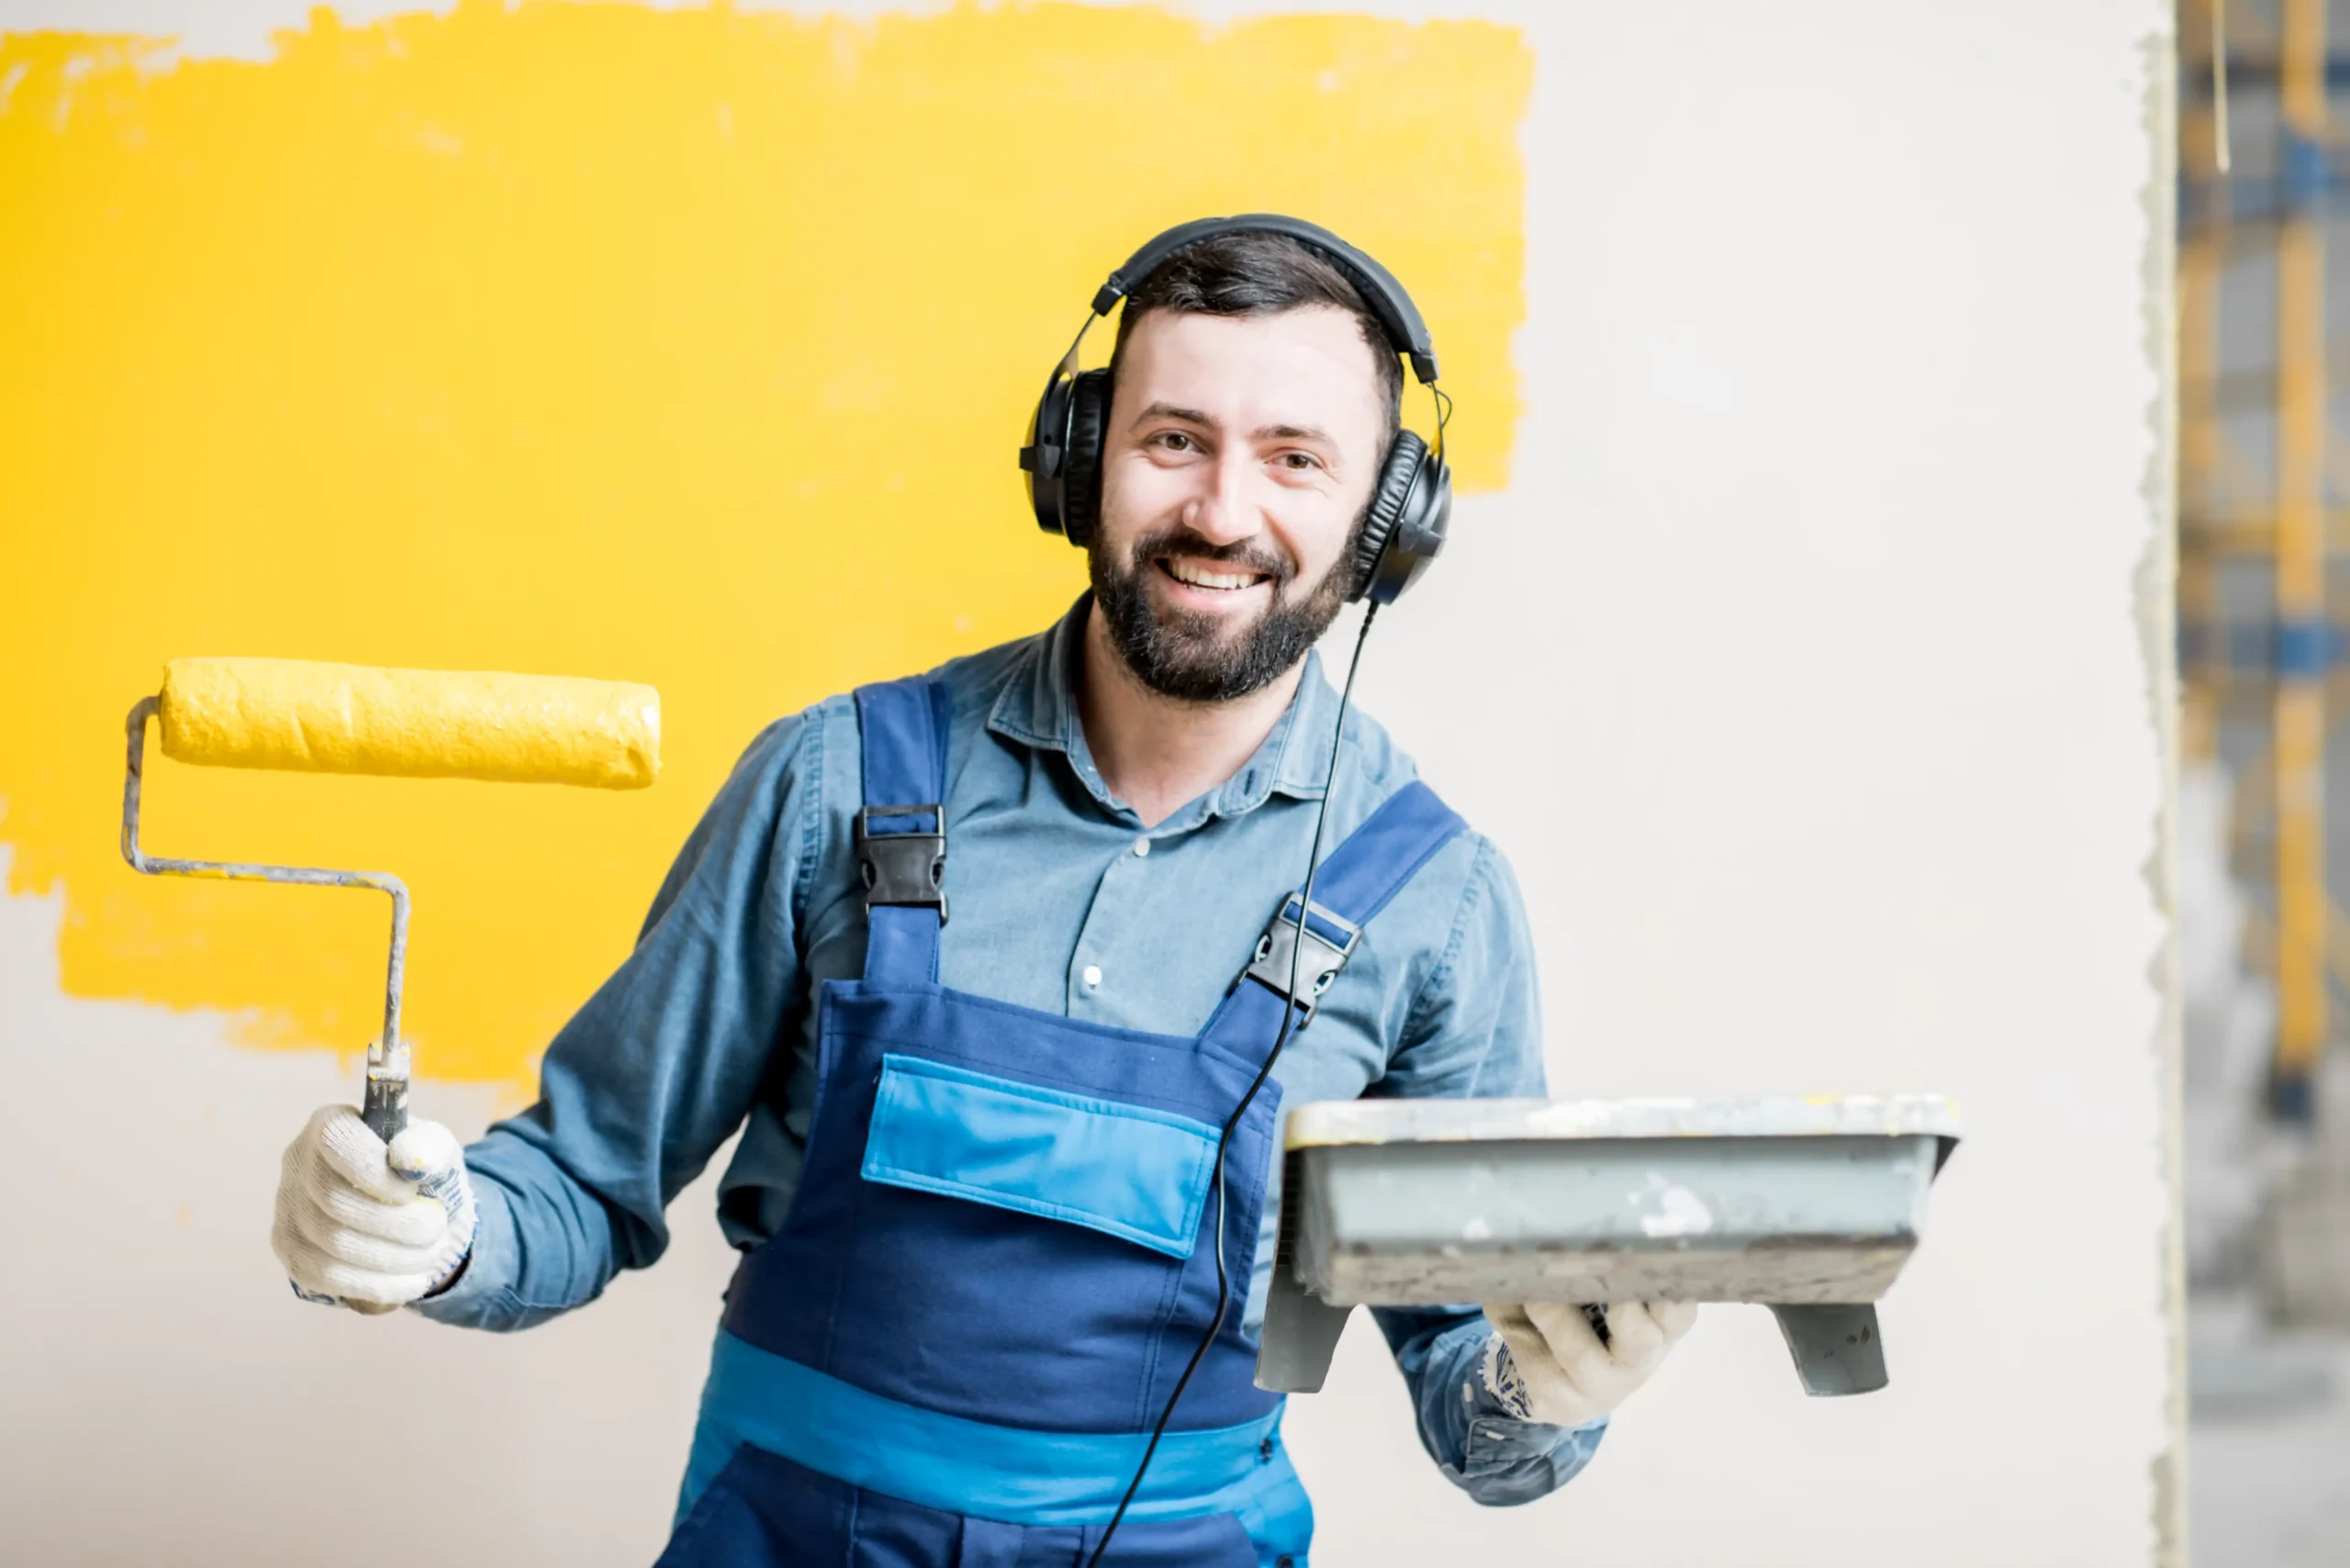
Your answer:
[656,678,1464,1568]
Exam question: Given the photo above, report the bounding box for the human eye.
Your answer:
[1151,430,1197,453]
[1276,450,1324,473]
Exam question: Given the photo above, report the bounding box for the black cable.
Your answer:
[1085,601,1382,1567]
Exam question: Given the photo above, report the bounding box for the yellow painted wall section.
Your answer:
[0,3,1529,1087]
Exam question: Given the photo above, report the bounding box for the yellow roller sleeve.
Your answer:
[157,658,660,790]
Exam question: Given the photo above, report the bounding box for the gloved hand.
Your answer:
[1480,1301,1698,1427]
[271,1104,476,1313]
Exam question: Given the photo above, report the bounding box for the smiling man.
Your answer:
[266,219,1695,1566]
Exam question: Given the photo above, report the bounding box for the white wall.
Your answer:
[1310,6,2180,1562]
[0,2,2179,1565]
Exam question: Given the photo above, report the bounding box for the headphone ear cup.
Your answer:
[1023,363,1073,538]
[1058,369,1113,549]
[1352,431,1438,603]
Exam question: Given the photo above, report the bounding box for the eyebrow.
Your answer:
[1134,401,1214,429]
[1132,402,1337,446]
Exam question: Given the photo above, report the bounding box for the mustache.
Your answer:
[1127,525,1295,588]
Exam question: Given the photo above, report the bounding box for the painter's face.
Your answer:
[1090,306,1389,703]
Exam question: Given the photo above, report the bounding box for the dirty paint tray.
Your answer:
[1256,1095,1960,1399]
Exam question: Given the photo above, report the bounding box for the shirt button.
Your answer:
[1081,964,1102,990]
[1132,837,1151,857]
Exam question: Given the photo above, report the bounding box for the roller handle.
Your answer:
[347,1046,412,1318]
[363,1043,410,1144]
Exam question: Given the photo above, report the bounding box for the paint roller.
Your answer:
[121,657,661,1141]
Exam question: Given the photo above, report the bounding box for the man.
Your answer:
[270,219,1695,1565]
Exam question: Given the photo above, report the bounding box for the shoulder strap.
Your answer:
[1202,779,1466,1046]
[1283,779,1465,928]
[853,678,955,985]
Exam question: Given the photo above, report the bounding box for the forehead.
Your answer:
[1114,307,1388,438]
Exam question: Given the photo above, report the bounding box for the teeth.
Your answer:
[1167,560,1260,591]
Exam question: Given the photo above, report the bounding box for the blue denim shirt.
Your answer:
[417,599,1601,1506]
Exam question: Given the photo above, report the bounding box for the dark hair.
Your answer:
[1106,230,1404,441]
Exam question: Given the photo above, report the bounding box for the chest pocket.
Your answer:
[859,1054,1218,1259]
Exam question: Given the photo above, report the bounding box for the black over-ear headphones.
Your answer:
[1018,214,1451,607]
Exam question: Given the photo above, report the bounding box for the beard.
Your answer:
[1090,519,1359,703]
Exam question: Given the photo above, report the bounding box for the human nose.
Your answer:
[1181,447,1259,547]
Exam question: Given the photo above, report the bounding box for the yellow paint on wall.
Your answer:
[0,3,1529,1086]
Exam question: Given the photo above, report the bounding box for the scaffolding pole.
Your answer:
[2182,81,2223,767]
[2274,0,2329,1119]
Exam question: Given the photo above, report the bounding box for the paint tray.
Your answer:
[1256,1094,1960,1398]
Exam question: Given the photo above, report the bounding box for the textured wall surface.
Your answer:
[0,3,2178,1564]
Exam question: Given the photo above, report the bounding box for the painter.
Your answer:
[269,219,1695,1566]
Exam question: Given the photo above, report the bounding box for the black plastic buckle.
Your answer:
[1243,896,1360,1025]
[855,804,947,924]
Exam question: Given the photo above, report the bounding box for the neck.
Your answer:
[1076,603,1307,830]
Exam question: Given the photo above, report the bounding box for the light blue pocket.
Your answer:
[861,1054,1218,1259]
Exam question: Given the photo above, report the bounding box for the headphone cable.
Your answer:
[1084,600,1381,1567]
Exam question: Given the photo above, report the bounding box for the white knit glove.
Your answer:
[1480,1301,1698,1427]
[271,1105,476,1313]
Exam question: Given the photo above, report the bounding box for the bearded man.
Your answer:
[268,218,1695,1567]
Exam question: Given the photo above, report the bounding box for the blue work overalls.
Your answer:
[655,678,1465,1567]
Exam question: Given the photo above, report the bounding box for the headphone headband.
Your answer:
[1090,214,1439,386]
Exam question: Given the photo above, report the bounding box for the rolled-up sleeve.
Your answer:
[416,716,813,1330]
[1368,836,1606,1503]
[1374,1307,1607,1506]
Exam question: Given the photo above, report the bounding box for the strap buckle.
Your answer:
[856,805,947,924]
[1244,895,1360,1026]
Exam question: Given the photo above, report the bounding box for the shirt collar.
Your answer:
[987,595,1344,822]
